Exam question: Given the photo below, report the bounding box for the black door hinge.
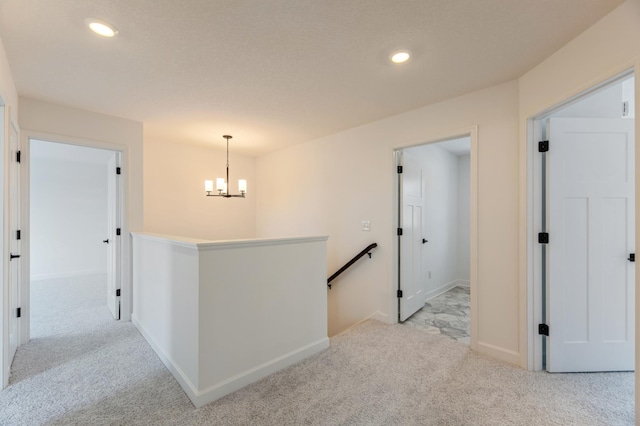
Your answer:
[16,230,21,240]
[397,166,403,173]
[116,289,121,297]
[16,150,21,163]
[538,323,549,336]
[538,140,549,153]
[17,307,21,318]
[538,232,549,244]
[116,228,121,236]
[116,167,121,175]
[397,290,403,298]
[397,228,403,236]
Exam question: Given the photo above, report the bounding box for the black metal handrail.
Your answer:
[327,243,378,289]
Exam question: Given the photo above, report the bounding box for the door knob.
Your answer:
[9,253,20,260]
[629,253,635,262]
[422,239,428,244]
[103,239,110,244]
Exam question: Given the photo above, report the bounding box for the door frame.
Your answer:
[392,126,479,351]
[526,68,636,371]
[8,116,20,363]
[0,97,20,389]
[0,98,7,387]
[18,130,131,345]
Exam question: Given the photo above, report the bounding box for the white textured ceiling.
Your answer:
[0,0,624,156]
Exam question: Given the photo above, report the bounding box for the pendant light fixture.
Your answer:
[204,135,247,198]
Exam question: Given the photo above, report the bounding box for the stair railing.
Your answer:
[327,243,378,289]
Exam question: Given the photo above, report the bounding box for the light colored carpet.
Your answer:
[0,276,633,425]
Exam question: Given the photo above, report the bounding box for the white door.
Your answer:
[399,152,427,321]
[547,117,635,372]
[8,122,20,362]
[106,153,121,320]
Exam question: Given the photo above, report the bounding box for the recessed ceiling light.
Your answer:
[390,50,411,64]
[85,18,118,38]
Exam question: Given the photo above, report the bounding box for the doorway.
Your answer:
[29,140,123,338]
[531,73,636,372]
[397,136,474,345]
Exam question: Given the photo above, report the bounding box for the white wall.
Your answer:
[132,234,200,390]
[256,80,520,364]
[457,154,471,282]
[143,139,256,240]
[404,144,470,299]
[132,233,328,407]
[518,0,640,375]
[19,98,143,231]
[405,144,460,297]
[30,141,112,279]
[553,78,635,119]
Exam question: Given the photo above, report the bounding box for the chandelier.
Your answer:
[204,135,247,198]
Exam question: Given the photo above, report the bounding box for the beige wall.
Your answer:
[256,80,521,364]
[0,36,18,122]
[519,1,639,120]
[256,0,640,369]
[143,139,256,240]
[19,98,144,231]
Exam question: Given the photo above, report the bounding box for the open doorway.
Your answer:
[530,72,635,372]
[29,140,122,339]
[397,136,472,345]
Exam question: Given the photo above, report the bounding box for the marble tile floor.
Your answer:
[403,286,470,344]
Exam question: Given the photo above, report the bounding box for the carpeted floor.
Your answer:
[0,276,634,425]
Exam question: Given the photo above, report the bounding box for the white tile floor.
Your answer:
[403,286,470,344]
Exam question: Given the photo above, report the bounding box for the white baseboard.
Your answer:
[132,315,200,401]
[193,338,329,408]
[332,312,386,338]
[133,314,330,408]
[31,269,106,281]
[425,280,457,301]
[456,279,470,288]
[476,341,521,366]
[372,311,389,324]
